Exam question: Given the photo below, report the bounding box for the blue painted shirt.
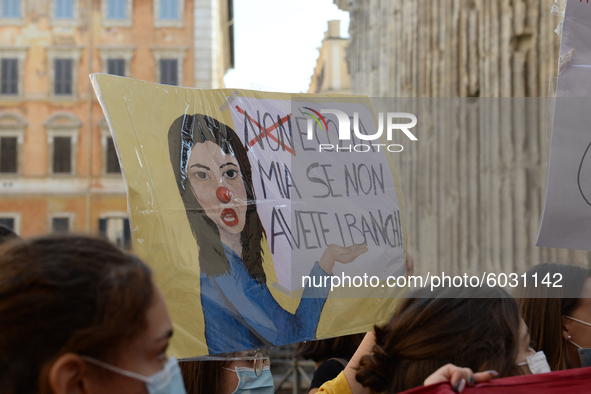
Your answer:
[200,244,331,354]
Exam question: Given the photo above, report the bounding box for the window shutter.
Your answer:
[53,136,72,173]
[1,59,18,95]
[52,217,70,233]
[0,137,17,173]
[123,218,131,249]
[107,59,125,77]
[106,136,121,173]
[98,218,107,235]
[64,59,72,94]
[55,59,73,95]
[8,58,17,94]
[160,59,178,86]
[54,59,63,94]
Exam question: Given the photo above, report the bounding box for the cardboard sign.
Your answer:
[92,74,407,356]
[537,0,591,250]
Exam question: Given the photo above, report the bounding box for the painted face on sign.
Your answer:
[188,141,248,246]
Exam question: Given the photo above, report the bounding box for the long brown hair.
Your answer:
[356,286,522,393]
[515,263,591,371]
[0,234,154,394]
[180,360,231,394]
[168,113,266,284]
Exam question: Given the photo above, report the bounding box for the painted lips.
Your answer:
[221,208,239,226]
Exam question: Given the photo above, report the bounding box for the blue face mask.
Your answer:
[224,366,274,394]
[82,355,187,394]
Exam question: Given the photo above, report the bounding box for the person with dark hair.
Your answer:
[0,234,185,394]
[295,334,364,394]
[168,113,367,354]
[180,355,272,394]
[180,360,229,394]
[317,286,541,394]
[515,263,591,370]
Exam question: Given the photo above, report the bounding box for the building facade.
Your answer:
[308,20,350,94]
[0,0,233,244]
[334,0,591,274]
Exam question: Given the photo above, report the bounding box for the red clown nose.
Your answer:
[216,187,232,203]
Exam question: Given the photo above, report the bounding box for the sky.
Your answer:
[223,0,350,93]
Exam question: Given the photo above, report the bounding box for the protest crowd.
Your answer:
[1,225,591,394]
[1,1,590,392]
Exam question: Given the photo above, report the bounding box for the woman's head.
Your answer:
[0,234,172,394]
[356,286,524,393]
[180,357,270,394]
[168,114,265,284]
[515,263,591,370]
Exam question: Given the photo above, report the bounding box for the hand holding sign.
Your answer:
[319,244,369,274]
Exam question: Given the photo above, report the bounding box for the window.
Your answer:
[54,58,72,95]
[160,0,177,19]
[51,0,78,26]
[0,0,23,22]
[52,217,69,232]
[227,0,234,68]
[0,213,20,233]
[53,136,71,173]
[151,47,186,86]
[1,59,17,94]
[106,137,120,173]
[0,112,26,175]
[45,112,81,175]
[0,48,27,99]
[47,47,82,99]
[102,0,131,27]
[99,46,135,77]
[49,213,74,233]
[99,118,122,176]
[153,0,183,27]
[0,136,17,172]
[99,215,131,249]
[160,59,177,85]
[107,58,125,76]
[0,217,14,229]
[107,0,125,18]
[54,0,73,18]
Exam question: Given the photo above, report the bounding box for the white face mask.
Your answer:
[517,351,551,374]
[564,315,591,367]
[82,356,187,394]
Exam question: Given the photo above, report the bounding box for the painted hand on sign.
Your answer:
[319,244,369,274]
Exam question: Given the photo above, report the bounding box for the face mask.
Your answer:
[82,355,187,394]
[517,351,551,374]
[564,315,591,368]
[224,366,274,394]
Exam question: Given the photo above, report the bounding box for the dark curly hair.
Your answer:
[168,113,266,284]
[356,286,522,393]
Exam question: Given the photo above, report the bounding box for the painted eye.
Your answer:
[194,171,210,180]
[225,169,239,179]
